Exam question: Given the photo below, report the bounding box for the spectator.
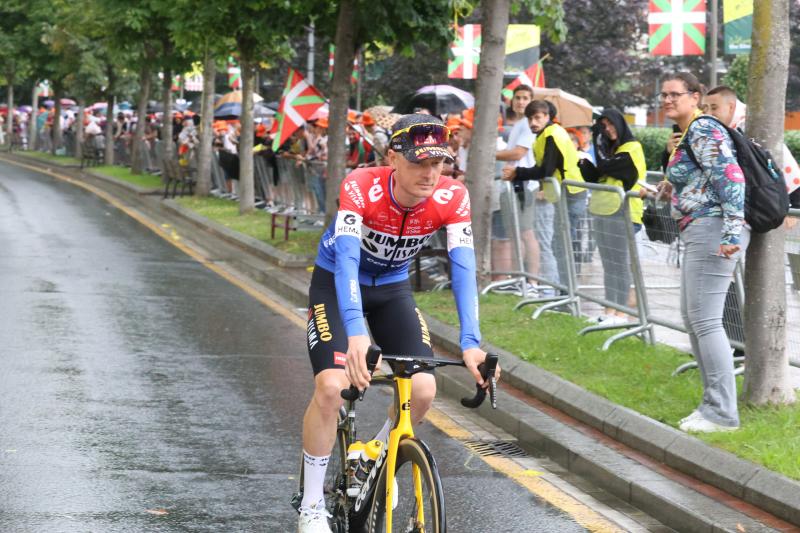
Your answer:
[362,111,389,165]
[579,109,646,324]
[494,85,540,293]
[503,100,585,293]
[306,118,329,214]
[657,72,749,433]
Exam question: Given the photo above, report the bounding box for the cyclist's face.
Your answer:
[389,150,445,202]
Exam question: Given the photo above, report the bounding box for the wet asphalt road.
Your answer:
[0,161,589,532]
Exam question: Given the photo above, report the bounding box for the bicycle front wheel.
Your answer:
[367,438,445,533]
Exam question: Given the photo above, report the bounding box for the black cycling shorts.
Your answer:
[306,266,434,375]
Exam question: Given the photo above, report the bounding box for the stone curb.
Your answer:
[4,153,799,529]
[161,199,314,268]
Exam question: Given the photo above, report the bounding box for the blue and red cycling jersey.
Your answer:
[315,166,481,351]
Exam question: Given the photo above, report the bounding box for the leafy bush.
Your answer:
[633,127,671,171]
[785,130,800,163]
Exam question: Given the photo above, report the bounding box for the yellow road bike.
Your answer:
[293,346,498,532]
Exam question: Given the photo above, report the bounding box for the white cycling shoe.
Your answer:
[297,502,333,533]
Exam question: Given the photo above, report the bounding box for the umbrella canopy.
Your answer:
[530,87,593,128]
[213,90,265,119]
[253,102,275,118]
[363,105,401,130]
[392,85,474,115]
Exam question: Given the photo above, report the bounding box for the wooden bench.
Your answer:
[162,158,196,198]
[80,137,101,169]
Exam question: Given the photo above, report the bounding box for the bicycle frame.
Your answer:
[383,375,422,532]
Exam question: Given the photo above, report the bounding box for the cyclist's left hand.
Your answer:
[463,348,501,389]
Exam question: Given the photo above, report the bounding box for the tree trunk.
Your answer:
[324,0,358,225]
[52,88,63,155]
[742,0,795,405]
[29,84,38,151]
[131,63,151,174]
[161,69,174,160]
[105,95,115,165]
[104,69,116,165]
[76,98,86,156]
[196,53,216,196]
[5,81,12,147]
[238,58,256,213]
[464,0,509,286]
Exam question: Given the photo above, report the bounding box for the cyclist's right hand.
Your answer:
[345,335,379,391]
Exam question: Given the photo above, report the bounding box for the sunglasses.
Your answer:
[391,123,450,147]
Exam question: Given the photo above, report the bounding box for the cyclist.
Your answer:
[298,114,498,532]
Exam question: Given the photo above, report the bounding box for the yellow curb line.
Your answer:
[3,156,623,532]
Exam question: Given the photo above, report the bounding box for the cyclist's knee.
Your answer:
[312,370,349,412]
[411,373,436,414]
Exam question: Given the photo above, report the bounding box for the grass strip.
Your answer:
[91,165,163,189]
[16,150,82,166]
[175,196,322,256]
[415,291,800,480]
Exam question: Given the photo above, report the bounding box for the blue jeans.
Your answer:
[534,199,558,289]
[680,216,750,427]
[553,191,587,292]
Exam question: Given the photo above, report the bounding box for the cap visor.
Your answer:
[403,145,453,163]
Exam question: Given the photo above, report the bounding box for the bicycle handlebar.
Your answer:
[339,345,498,410]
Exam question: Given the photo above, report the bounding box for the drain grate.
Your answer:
[464,439,529,458]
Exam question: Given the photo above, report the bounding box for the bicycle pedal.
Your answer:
[290,491,303,513]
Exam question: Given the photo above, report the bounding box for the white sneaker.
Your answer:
[679,414,739,433]
[298,503,333,533]
[679,410,702,426]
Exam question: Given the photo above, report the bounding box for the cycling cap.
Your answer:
[390,114,453,163]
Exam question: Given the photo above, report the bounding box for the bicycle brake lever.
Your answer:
[341,345,383,402]
[460,354,498,409]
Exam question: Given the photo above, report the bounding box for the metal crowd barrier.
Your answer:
[482,178,573,310]
[475,171,800,361]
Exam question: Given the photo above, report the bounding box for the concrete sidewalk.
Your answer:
[5,153,799,533]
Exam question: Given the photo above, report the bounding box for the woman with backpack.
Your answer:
[656,72,749,433]
[579,109,646,325]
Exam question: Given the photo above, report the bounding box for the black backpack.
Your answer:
[680,115,789,233]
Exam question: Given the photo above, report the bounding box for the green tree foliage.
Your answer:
[722,54,749,100]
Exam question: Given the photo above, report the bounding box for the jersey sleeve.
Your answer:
[334,173,369,337]
[443,184,482,351]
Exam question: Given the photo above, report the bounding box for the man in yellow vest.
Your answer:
[503,100,585,293]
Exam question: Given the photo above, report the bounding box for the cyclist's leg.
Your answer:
[367,281,436,425]
[302,267,351,511]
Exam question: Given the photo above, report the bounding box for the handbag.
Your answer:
[642,201,679,245]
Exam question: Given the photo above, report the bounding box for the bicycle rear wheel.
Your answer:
[367,438,445,533]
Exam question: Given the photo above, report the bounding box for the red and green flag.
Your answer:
[272,68,327,151]
[502,62,545,101]
[328,45,361,85]
[448,24,481,79]
[227,56,241,89]
[648,0,707,56]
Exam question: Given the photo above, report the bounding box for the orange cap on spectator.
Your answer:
[255,124,267,137]
[316,118,329,129]
[347,110,360,123]
[362,111,375,126]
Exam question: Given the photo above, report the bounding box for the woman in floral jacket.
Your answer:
[657,72,748,434]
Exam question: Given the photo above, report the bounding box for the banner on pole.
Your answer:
[648,0,707,56]
[723,0,752,54]
[504,24,540,74]
[448,24,481,79]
